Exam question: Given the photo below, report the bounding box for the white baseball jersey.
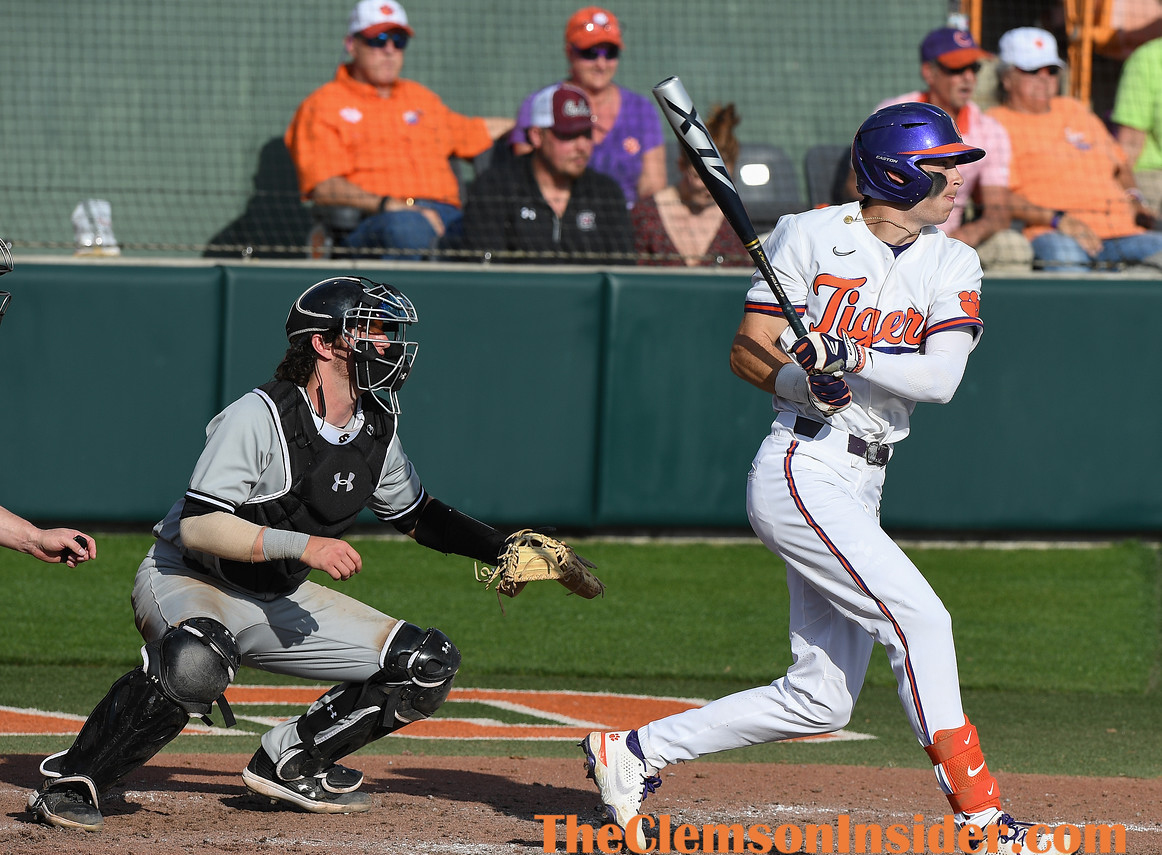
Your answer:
[746,201,984,443]
[636,201,988,779]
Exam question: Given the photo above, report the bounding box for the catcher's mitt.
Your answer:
[475,529,604,601]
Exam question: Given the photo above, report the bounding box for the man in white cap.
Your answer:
[988,26,1162,272]
[285,1,513,259]
[459,83,633,264]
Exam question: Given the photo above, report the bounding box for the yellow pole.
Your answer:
[967,0,982,46]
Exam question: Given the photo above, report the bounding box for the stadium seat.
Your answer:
[732,143,807,232]
[304,155,486,259]
[804,144,851,208]
[663,140,805,232]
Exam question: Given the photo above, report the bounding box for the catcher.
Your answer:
[28,275,600,833]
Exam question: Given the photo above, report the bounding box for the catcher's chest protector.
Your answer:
[219,379,395,595]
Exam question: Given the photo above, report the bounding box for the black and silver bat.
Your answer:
[651,76,807,338]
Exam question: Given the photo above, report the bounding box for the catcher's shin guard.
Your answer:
[52,667,190,795]
[924,717,1003,817]
[50,618,239,795]
[277,622,460,780]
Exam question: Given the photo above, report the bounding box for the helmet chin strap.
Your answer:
[311,363,327,419]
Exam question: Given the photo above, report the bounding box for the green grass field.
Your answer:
[1,534,1158,778]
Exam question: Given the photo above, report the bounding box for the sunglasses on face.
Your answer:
[1018,65,1060,76]
[572,43,620,61]
[937,61,982,76]
[359,30,409,50]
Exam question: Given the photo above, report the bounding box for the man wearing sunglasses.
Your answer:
[285,0,514,259]
[0,242,97,569]
[848,27,1032,272]
[988,27,1162,272]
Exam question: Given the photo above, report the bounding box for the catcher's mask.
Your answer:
[285,276,418,413]
[851,102,984,205]
[0,239,13,328]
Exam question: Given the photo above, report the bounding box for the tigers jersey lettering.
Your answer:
[810,273,927,348]
[744,201,984,443]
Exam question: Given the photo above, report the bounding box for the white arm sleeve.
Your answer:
[859,329,975,404]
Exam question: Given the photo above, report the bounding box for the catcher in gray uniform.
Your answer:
[27,275,581,832]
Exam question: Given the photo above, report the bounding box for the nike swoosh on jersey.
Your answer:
[967,762,986,777]
[832,246,856,256]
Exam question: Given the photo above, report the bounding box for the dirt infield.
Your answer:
[0,753,1158,854]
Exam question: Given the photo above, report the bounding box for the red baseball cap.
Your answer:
[530,83,595,136]
[565,7,623,49]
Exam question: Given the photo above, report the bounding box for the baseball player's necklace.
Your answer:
[845,212,921,238]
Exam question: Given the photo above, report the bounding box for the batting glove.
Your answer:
[790,331,866,375]
[806,373,852,416]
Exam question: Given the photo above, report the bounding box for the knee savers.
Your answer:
[143,617,241,718]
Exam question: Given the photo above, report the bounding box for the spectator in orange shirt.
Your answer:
[988,27,1162,272]
[284,0,514,258]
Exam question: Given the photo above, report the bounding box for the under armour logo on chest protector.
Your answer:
[332,472,356,493]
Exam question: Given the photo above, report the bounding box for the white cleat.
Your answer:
[580,730,662,851]
[965,809,1079,854]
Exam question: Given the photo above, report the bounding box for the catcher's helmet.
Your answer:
[0,239,13,328]
[851,102,984,205]
[286,276,418,413]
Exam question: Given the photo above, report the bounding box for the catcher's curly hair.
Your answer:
[275,331,339,387]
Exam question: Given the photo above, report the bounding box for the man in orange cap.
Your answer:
[510,7,665,209]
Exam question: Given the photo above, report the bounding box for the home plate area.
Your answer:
[0,687,876,742]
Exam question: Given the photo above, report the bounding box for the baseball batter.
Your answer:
[27,276,554,833]
[582,104,1077,855]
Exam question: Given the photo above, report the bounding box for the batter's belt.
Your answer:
[780,412,892,466]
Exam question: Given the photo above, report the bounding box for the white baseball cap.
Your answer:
[348,0,414,37]
[998,27,1065,71]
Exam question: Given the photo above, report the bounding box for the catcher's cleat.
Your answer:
[580,730,662,852]
[963,809,1080,854]
[27,776,104,832]
[242,748,371,814]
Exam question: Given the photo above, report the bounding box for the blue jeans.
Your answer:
[1031,230,1162,272]
[344,201,463,261]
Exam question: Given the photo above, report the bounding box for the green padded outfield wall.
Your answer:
[0,264,1158,532]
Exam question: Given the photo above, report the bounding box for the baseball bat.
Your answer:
[651,76,807,339]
